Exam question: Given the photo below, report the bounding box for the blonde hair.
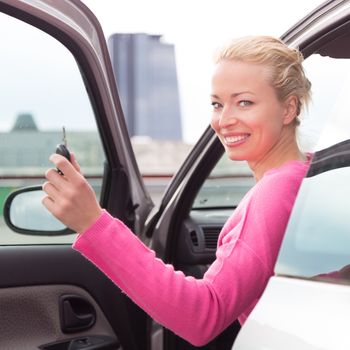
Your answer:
[214,36,311,121]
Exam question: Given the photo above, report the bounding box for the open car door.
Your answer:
[0,0,153,349]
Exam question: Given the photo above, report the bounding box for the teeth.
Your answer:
[225,134,249,143]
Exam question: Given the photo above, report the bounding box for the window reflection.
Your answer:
[277,149,350,280]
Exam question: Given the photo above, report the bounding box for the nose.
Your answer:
[218,106,239,129]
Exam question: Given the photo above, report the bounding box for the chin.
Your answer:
[224,144,252,162]
[226,152,247,162]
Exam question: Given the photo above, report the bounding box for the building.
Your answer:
[0,114,189,177]
[108,33,182,140]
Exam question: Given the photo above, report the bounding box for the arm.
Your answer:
[43,156,306,346]
[72,173,302,345]
[73,210,269,346]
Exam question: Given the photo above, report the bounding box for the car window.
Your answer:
[107,34,193,205]
[0,12,105,244]
[192,154,254,210]
[276,40,350,282]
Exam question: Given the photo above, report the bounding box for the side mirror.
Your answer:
[4,186,73,235]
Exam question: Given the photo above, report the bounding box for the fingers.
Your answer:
[42,195,56,215]
[45,167,67,192]
[42,181,60,217]
[70,152,81,173]
[42,181,59,198]
[48,154,81,184]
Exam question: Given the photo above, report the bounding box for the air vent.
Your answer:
[202,227,220,249]
[190,230,199,246]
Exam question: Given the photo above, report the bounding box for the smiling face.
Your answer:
[210,59,298,175]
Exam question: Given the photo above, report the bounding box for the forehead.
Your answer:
[211,59,272,89]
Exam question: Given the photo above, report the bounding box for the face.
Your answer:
[210,59,294,167]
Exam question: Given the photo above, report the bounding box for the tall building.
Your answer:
[108,33,182,140]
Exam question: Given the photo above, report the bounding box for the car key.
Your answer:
[56,126,71,174]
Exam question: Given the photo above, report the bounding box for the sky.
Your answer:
[81,0,324,142]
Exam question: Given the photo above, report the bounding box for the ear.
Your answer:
[283,95,299,125]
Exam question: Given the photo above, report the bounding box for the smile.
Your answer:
[224,134,250,145]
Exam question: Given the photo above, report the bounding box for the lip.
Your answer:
[223,133,250,146]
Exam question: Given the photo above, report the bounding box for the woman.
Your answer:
[42,36,311,346]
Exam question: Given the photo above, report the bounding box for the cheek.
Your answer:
[254,107,285,133]
[258,116,285,145]
[210,114,220,132]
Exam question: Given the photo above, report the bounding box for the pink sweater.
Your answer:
[73,159,309,346]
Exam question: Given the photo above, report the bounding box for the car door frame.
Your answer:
[0,0,154,349]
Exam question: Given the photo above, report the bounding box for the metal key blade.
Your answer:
[62,126,67,147]
[56,126,71,163]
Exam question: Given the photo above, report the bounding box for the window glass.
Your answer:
[298,55,350,152]
[107,34,193,202]
[192,154,254,210]
[276,49,350,283]
[0,13,105,244]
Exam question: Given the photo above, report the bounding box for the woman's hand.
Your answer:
[42,153,103,233]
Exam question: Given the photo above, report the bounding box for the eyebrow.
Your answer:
[211,91,253,99]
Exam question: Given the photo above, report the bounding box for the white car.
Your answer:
[1,0,350,349]
[234,1,350,348]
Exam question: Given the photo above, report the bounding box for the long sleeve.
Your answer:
[73,160,309,346]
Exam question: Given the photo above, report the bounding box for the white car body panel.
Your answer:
[234,276,350,349]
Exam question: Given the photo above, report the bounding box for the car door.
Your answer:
[0,1,153,349]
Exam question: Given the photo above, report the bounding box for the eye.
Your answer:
[211,101,222,110]
[238,100,253,107]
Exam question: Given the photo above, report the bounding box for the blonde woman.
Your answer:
[43,36,311,346]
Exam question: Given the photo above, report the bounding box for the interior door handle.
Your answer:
[60,295,96,333]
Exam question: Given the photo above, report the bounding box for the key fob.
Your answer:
[56,144,71,175]
[56,127,71,175]
[56,143,71,162]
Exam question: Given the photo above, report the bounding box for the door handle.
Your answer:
[60,295,96,333]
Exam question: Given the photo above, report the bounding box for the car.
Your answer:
[1,0,350,349]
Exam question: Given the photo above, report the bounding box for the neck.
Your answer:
[248,128,305,181]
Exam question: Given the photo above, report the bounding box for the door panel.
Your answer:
[0,246,147,350]
[0,284,117,349]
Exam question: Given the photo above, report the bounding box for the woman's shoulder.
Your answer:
[265,157,310,178]
[221,158,311,236]
[250,159,310,211]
